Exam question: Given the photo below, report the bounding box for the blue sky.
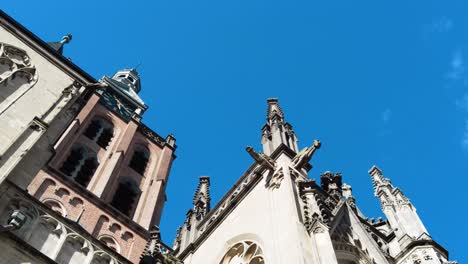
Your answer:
[2,1,466,262]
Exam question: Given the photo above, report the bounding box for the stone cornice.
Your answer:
[393,240,449,262]
[94,91,177,154]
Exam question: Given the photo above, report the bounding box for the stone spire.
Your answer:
[368,166,429,241]
[193,176,210,219]
[261,98,299,155]
[140,226,164,264]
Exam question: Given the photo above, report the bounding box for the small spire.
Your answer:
[193,176,211,218]
[48,34,72,55]
[368,165,387,194]
[140,226,163,263]
[266,98,284,121]
[261,98,299,155]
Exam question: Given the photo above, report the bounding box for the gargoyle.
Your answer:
[246,146,275,170]
[291,140,321,170]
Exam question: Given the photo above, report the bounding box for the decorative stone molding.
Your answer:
[219,241,265,264]
[266,167,284,189]
[0,42,38,113]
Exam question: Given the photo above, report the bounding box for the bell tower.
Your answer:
[12,68,177,263]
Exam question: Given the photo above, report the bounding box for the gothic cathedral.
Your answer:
[0,9,456,264]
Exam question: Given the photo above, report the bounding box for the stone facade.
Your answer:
[0,10,96,187]
[173,99,456,264]
[0,10,178,264]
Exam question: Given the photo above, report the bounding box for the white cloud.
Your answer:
[462,120,468,148]
[456,93,468,112]
[381,108,392,124]
[432,17,454,33]
[447,50,464,81]
[378,108,392,137]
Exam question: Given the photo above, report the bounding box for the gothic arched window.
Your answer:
[59,146,85,176]
[128,146,150,175]
[74,156,99,187]
[220,241,265,264]
[59,145,99,187]
[0,43,38,106]
[83,118,114,149]
[110,178,140,216]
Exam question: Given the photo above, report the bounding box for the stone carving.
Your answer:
[219,241,265,264]
[291,140,321,170]
[246,146,275,170]
[138,124,165,147]
[266,167,284,189]
[0,42,38,106]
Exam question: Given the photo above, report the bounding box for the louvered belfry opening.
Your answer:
[83,118,114,149]
[83,119,100,140]
[74,157,99,187]
[111,179,140,217]
[129,149,149,175]
[97,127,113,149]
[59,147,85,176]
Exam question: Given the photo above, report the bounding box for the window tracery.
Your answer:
[0,42,37,105]
[83,118,114,149]
[59,144,99,187]
[129,146,150,175]
[220,241,265,264]
[110,178,140,216]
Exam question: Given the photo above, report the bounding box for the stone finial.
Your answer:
[61,34,72,44]
[266,98,284,121]
[140,226,163,263]
[320,171,343,200]
[193,176,211,218]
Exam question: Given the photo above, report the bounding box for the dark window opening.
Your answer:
[83,118,114,149]
[129,150,149,175]
[75,157,98,187]
[97,128,113,149]
[110,180,139,216]
[84,120,101,140]
[59,148,84,176]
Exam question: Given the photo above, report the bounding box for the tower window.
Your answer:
[59,147,84,176]
[59,145,99,187]
[129,147,150,175]
[83,118,114,149]
[110,179,140,216]
[74,157,99,187]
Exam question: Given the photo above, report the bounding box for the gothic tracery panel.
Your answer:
[0,42,38,105]
[220,241,265,264]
